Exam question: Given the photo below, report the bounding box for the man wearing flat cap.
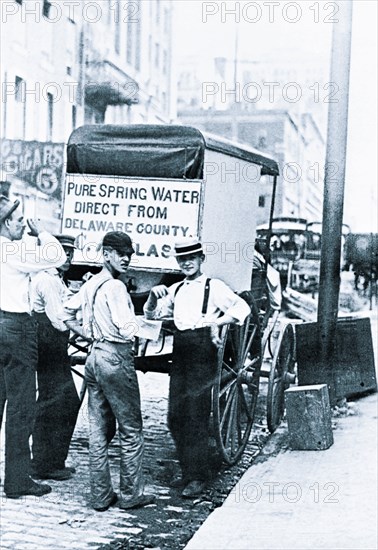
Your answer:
[144,237,251,498]
[0,195,66,499]
[62,231,159,512]
[30,234,81,481]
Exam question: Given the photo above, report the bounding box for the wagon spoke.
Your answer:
[220,384,237,431]
[224,391,238,452]
[222,360,238,377]
[241,324,258,366]
[218,377,237,399]
[238,385,252,421]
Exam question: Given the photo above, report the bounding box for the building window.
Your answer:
[47,92,53,140]
[126,0,141,70]
[14,76,26,139]
[72,105,77,130]
[162,50,168,75]
[258,195,265,208]
[114,0,120,54]
[164,7,170,33]
[15,76,24,102]
[43,0,52,18]
[155,43,160,68]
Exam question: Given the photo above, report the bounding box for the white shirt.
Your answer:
[144,273,251,331]
[62,269,161,343]
[31,268,70,331]
[0,233,66,313]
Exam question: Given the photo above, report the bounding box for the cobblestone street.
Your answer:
[0,369,271,550]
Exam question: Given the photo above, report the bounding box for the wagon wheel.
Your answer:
[69,334,90,403]
[266,323,296,433]
[212,291,262,465]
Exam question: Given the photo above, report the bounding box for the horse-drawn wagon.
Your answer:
[63,124,296,465]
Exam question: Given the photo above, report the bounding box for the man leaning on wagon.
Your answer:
[144,237,251,498]
[31,234,81,482]
[0,195,66,499]
[62,231,160,512]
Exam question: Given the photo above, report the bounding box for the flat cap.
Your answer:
[102,231,135,254]
[54,234,76,248]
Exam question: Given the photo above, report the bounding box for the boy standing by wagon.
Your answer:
[144,238,250,498]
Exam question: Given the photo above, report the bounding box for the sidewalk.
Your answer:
[185,311,378,550]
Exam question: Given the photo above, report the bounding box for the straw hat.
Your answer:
[172,237,203,257]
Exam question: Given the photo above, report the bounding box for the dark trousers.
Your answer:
[0,311,38,493]
[32,313,80,473]
[169,327,217,482]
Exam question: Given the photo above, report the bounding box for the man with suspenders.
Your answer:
[62,232,159,512]
[144,238,250,498]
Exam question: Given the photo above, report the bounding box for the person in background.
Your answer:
[62,231,159,512]
[144,238,251,498]
[0,195,65,499]
[31,234,81,481]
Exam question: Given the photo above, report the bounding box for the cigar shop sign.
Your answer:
[62,173,203,271]
[0,139,64,199]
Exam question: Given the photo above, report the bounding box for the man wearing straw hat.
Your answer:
[31,234,81,482]
[144,237,251,498]
[0,195,65,499]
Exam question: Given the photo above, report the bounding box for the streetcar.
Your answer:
[257,217,350,293]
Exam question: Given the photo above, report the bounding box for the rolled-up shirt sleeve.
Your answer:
[61,290,82,323]
[33,275,68,332]
[105,281,162,340]
[212,280,251,325]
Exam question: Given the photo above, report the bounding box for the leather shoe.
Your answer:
[181,480,206,498]
[93,492,118,512]
[6,480,52,499]
[32,468,72,481]
[169,475,186,488]
[119,494,156,510]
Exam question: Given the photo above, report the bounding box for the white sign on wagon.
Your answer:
[61,174,203,271]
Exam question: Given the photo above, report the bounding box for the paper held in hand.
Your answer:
[135,317,162,341]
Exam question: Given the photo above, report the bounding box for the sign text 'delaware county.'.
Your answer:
[62,174,203,270]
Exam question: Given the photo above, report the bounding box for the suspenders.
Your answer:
[202,278,211,315]
[174,278,211,315]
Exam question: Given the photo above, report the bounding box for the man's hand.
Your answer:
[144,285,169,313]
[26,218,43,237]
[150,285,169,299]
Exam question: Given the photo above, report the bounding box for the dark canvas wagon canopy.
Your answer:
[66,124,279,180]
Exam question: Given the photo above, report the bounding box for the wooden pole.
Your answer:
[317,0,353,394]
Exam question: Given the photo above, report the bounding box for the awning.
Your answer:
[85,60,139,108]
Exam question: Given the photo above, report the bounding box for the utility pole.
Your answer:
[231,23,239,141]
[317,0,353,399]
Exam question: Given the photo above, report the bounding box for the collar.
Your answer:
[97,267,116,283]
[183,273,207,285]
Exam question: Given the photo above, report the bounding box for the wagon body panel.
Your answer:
[200,149,259,292]
[63,124,278,292]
